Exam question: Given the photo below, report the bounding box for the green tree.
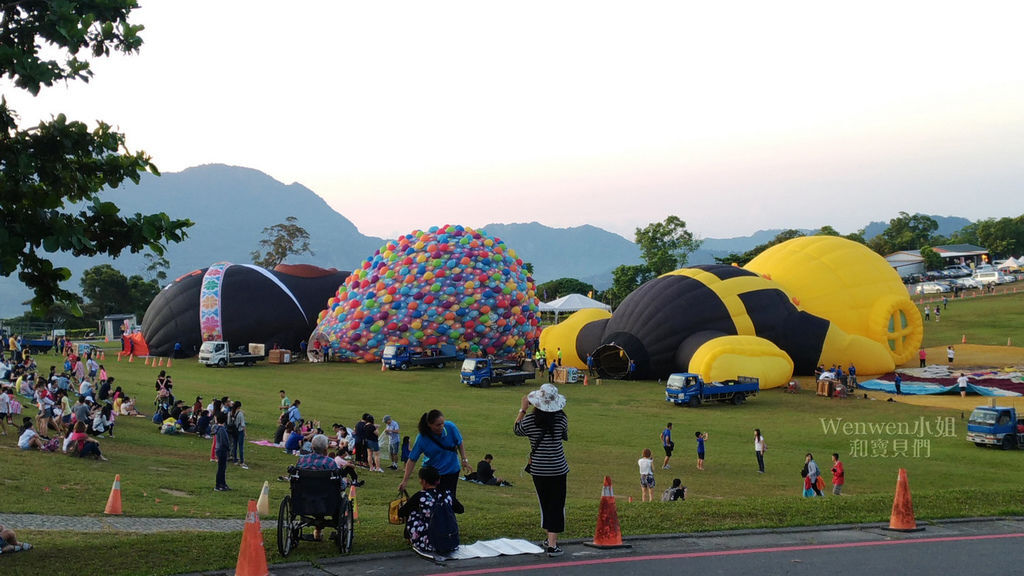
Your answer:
[873,212,939,254]
[974,216,1024,259]
[143,253,170,284]
[535,278,596,300]
[714,229,805,266]
[920,246,944,271]
[817,225,841,236]
[0,1,193,312]
[251,216,313,269]
[634,216,702,276]
[601,264,654,309]
[79,264,156,320]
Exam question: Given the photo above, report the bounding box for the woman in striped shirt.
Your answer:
[515,383,568,557]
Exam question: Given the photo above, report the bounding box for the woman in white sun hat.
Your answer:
[515,383,568,557]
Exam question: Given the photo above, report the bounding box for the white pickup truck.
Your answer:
[198,341,266,367]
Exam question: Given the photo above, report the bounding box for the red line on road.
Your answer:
[428,533,1024,576]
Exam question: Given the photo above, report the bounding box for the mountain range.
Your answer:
[0,164,972,318]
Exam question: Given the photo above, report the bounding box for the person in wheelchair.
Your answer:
[296,434,341,542]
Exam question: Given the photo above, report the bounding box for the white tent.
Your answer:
[539,293,612,322]
[996,257,1020,270]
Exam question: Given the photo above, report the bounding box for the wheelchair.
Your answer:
[276,467,354,557]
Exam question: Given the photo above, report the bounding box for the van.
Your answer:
[972,270,1006,286]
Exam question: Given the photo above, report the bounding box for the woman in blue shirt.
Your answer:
[398,409,472,498]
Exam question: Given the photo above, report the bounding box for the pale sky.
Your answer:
[8,1,1024,240]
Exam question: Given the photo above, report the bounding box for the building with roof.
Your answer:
[884,244,989,277]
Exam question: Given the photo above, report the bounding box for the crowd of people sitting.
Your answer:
[0,344,127,461]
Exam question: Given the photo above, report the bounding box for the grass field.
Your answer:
[3,288,1024,575]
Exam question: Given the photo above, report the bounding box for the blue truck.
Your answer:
[460,358,535,388]
[967,406,1024,450]
[665,373,760,407]
[382,344,462,370]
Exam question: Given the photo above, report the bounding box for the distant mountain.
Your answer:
[0,164,979,317]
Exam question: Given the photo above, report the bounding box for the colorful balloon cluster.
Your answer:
[312,225,541,362]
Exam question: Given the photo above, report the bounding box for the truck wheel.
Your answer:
[400,363,409,371]
[688,397,701,407]
[1002,435,1017,450]
[481,378,491,388]
[731,393,745,405]
[436,362,445,369]
[218,358,227,368]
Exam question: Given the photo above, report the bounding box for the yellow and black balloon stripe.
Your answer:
[593,265,830,378]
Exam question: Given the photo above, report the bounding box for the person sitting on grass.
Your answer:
[398,466,464,559]
[17,417,45,451]
[68,421,108,460]
[0,522,32,554]
[661,478,686,501]
[468,454,504,485]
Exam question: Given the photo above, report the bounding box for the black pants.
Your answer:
[756,451,765,472]
[440,471,460,499]
[531,474,567,534]
[216,450,228,488]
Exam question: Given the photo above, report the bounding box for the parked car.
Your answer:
[954,277,980,289]
[916,282,951,294]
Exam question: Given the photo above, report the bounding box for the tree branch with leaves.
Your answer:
[0,1,193,312]
[251,216,314,269]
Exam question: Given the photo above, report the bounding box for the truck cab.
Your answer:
[967,406,1024,449]
[382,345,411,369]
[460,358,492,386]
[665,373,704,405]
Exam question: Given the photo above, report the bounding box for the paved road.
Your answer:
[6,513,1022,576]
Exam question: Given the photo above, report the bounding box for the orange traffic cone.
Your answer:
[235,499,269,576]
[105,474,123,515]
[584,476,631,549]
[583,374,589,386]
[349,484,359,520]
[381,361,387,372]
[167,357,172,368]
[158,357,164,367]
[962,334,967,343]
[257,481,270,516]
[100,350,105,360]
[144,356,150,366]
[885,468,923,532]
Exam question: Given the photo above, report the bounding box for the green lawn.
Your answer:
[3,288,1024,576]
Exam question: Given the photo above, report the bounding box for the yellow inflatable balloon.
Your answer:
[540,308,613,369]
[745,236,923,369]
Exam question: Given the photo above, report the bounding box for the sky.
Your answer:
[8,1,1024,241]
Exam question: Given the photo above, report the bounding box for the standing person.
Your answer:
[947,345,955,364]
[894,373,903,396]
[383,415,401,470]
[638,448,655,502]
[957,372,969,398]
[547,360,556,383]
[586,353,595,376]
[847,362,857,387]
[934,306,940,322]
[661,423,673,469]
[627,359,637,380]
[213,412,231,491]
[399,409,472,499]
[556,347,562,367]
[923,305,930,321]
[695,431,708,471]
[514,383,568,557]
[753,428,766,473]
[279,390,290,413]
[919,349,927,368]
[230,401,248,469]
[365,414,383,472]
[803,453,823,497]
[830,453,844,495]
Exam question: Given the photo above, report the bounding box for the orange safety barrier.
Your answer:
[584,476,631,549]
[105,474,123,515]
[235,499,269,576]
[885,468,923,532]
